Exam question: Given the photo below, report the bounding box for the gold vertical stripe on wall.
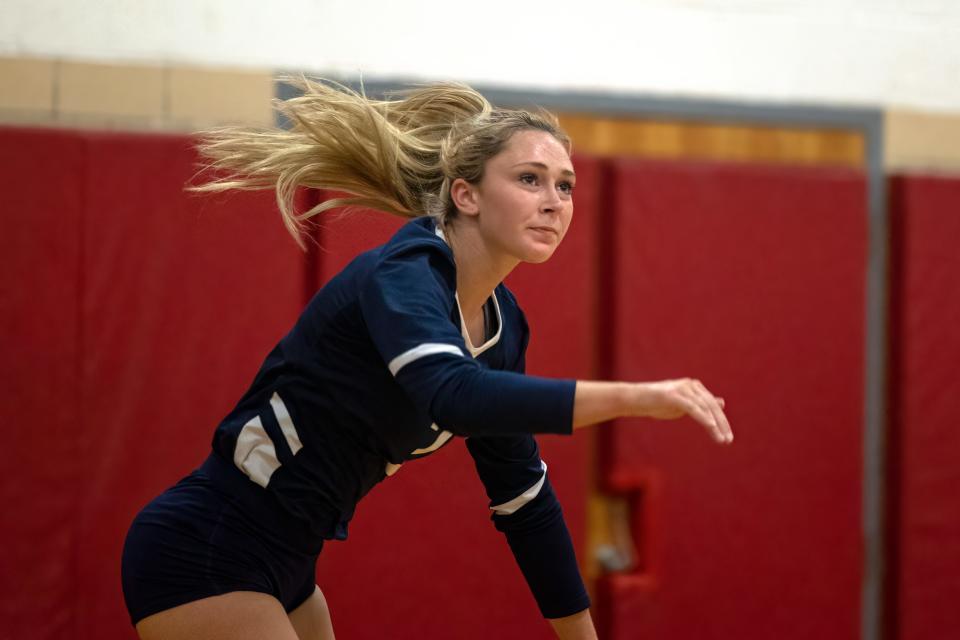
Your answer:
[558,113,865,167]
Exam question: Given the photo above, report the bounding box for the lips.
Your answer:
[529,226,558,237]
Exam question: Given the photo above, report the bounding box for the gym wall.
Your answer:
[2,55,960,640]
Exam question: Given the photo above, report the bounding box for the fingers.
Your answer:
[688,380,734,445]
[691,380,732,444]
[683,397,726,444]
[645,378,734,445]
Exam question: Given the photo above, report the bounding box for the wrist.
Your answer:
[547,608,597,640]
[627,382,655,418]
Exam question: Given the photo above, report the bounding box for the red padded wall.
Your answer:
[312,155,599,638]
[1,127,85,639]
[75,132,306,639]
[1,127,306,639]
[1,126,598,638]
[888,175,960,640]
[598,160,867,639]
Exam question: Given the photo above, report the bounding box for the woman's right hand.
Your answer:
[572,379,733,444]
[633,378,733,444]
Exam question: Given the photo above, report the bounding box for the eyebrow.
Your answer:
[511,161,576,177]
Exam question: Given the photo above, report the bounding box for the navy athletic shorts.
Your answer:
[121,458,322,625]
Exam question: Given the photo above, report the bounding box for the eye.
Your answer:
[519,173,538,186]
[558,181,575,195]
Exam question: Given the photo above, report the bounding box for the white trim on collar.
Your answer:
[456,291,502,358]
[434,220,502,358]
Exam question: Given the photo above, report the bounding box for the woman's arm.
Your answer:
[573,378,733,443]
[362,245,733,442]
[467,435,591,624]
[548,608,598,640]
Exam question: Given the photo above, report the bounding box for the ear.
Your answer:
[450,178,480,217]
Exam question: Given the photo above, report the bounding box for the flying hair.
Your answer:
[191,75,571,249]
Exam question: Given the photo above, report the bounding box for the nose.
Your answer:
[539,185,564,214]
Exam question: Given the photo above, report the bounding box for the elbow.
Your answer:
[427,365,487,436]
[493,479,563,535]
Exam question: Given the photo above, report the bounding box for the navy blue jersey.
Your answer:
[208,215,589,618]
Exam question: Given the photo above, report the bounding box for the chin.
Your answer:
[520,245,559,264]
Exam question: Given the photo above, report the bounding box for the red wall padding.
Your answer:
[1,127,306,639]
[15,124,932,638]
[310,155,599,638]
[79,132,305,639]
[598,160,867,639]
[2,127,599,639]
[888,175,960,640]
[2,128,86,639]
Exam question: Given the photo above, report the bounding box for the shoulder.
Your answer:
[368,216,457,290]
[359,216,461,323]
[380,216,454,264]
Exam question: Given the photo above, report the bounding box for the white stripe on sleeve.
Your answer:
[411,428,454,455]
[490,461,548,516]
[269,392,303,455]
[388,343,464,376]
[233,416,281,488]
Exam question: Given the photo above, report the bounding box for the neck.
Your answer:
[443,217,519,319]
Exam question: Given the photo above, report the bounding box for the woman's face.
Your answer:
[460,129,575,265]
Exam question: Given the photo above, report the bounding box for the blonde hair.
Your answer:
[191,76,570,248]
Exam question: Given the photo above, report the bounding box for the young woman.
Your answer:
[121,78,733,640]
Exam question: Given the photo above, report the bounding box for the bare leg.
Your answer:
[135,591,299,640]
[288,586,336,640]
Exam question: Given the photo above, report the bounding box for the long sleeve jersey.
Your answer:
[208,215,590,618]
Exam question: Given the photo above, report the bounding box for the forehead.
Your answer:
[494,130,573,172]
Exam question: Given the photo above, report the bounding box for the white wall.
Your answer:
[3,0,958,112]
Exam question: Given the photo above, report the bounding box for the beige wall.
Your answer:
[2,55,960,174]
[885,110,960,173]
[0,56,273,131]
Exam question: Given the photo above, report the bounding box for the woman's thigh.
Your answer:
[123,473,321,625]
[136,591,299,640]
[288,586,337,640]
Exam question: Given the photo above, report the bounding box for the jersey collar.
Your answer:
[434,221,503,358]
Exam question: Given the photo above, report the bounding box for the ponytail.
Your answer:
[191,75,568,248]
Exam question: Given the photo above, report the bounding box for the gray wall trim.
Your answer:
[275,74,889,640]
[278,75,876,128]
[861,112,888,640]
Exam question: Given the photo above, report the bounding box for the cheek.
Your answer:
[487,190,532,228]
[557,207,574,240]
